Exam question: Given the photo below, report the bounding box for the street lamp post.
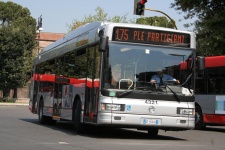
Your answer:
[36,15,43,55]
[145,8,178,30]
[37,30,40,54]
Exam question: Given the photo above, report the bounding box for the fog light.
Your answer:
[101,103,123,111]
[178,108,194,115]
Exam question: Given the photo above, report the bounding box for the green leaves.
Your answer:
[68,6,130,31]
[0,2,36,95]
[136,16,175,28]
[171,0,225,56]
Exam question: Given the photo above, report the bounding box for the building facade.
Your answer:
[36,32,65,53]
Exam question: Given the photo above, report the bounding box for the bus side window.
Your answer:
[195,79,206,94]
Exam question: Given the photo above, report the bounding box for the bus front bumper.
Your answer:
[97,112,195,130]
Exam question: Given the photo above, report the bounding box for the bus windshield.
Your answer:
[103,42,194,91]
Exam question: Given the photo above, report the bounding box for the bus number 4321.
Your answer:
[145,100,158,105]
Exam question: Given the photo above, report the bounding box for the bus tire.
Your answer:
[38,100,47,124]
[148,128,159,136]
[195,105,205,130]
[73,99,84,133]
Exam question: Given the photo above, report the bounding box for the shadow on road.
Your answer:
[21,118,187,141]
[198,126,225,133]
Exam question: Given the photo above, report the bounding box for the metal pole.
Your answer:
[38,30,40,54]
[145,8,178,30]
[37,15,43,55]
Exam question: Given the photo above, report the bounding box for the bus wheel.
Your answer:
[73,99,84,133]
[38,100,47,124]
[195,105,205,130]
[148,128,159,136]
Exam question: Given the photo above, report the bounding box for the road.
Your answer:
[0,106,225,150]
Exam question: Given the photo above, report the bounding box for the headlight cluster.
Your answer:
[177,108,195,115]
[101,103,124,111]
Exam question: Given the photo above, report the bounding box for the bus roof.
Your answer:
[34,21,195,65]
[40,21,194,54]
[40,22,103,54]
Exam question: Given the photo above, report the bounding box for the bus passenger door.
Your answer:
[30,66,40,113]
[53,82,62,117]
[84,45,100,123]
[31,80,39,113]
[53,57,64,117]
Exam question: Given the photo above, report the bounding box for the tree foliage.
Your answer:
[0,1,36,97]
[68,6,131,31]
[69,6,177,32]
[136,16,175,29]
[171,0,225,56]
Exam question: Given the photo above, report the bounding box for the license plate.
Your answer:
[141,118,161,125]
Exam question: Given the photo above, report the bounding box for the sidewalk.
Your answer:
[0,98,29,106]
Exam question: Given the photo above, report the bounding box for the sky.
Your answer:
[2,0,193,34]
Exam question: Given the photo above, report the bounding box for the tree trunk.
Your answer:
[3,88,10,98]
[13,88,17,98]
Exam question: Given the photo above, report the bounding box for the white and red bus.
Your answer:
[195,55,225,129]
[29,22,200,136]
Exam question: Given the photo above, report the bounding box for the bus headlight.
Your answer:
[101,103,124,111]
[177,108,195,115]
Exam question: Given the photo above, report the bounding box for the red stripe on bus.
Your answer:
[70,78,100,88]
[32,74,100,88]
[203,114,225,124]
[70,78,86,84]
[86,80,100,88]
[205,56,225,68]
[180,56,225,70]
[32,74,55,82]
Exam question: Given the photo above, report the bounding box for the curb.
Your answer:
[0,103,29,106]
[0,99,29,106]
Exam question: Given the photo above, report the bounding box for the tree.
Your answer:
[0,1,36,97]
[69,6,176,32]
[68,6,132,31]
[171,0,225,56]
[136,16,175,29]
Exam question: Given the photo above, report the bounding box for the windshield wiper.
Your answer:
[117,90,133,98]
[166,85,181,102]
[117,89,155,98]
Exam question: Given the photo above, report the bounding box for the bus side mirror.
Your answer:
[197,56,205,71]
[99,36,108,52]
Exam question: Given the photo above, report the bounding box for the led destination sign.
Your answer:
[112,27,191,48]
